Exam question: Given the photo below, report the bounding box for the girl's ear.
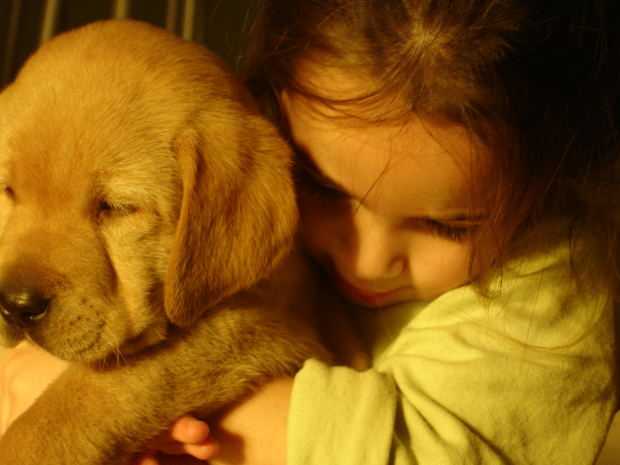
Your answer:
[164,111,298,327]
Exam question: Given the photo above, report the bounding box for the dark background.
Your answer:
[0,0,257,87]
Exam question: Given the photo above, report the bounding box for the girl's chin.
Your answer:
[344,293,413,308]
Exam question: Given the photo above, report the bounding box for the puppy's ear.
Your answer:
[164,110,297,327]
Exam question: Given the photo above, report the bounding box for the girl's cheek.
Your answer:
[406,238,475,298]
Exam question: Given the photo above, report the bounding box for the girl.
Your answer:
[2,0,619,464]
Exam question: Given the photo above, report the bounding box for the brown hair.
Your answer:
[245,0,620,294]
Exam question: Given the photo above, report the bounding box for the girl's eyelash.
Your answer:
[422,219,473,242]
[294,166,344,204]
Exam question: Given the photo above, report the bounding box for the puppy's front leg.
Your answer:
[0,308,327,465]
[0,362,163,465]
[0,355,222,465]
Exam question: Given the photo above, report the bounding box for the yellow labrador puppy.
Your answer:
[0,20,349,464]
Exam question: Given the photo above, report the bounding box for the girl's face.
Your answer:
[281,63,494,307]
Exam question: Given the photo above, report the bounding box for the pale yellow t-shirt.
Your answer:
[288,235,617,464]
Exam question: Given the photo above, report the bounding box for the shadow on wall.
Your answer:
[0,0,258,88]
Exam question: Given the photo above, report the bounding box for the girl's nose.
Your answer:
[338,206,407,281]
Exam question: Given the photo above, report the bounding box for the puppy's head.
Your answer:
[0,20,297,362]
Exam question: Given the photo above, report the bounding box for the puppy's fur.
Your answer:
[0,20,355,464]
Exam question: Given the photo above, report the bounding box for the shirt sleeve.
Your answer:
[287,241,617,465]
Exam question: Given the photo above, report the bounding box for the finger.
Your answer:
[144,416,209,451]
[142,416,219,460]
[168,416,211,444]
[132,453,160,465]
[148,416,210,449]
[156,436,220,460]
[180,438,220,461]
[154,455,208,465]
[134,451,216,465]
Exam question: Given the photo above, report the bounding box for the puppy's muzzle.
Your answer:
[0,287,50,326]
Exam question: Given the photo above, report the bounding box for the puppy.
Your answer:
[0,20,353,464]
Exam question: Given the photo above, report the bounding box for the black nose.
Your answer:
[0,288,50,324]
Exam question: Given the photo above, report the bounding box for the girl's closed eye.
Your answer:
[420,219,475,242]
[294,162,347,204]
[294,159,479,242]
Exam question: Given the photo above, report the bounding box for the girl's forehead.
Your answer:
[290,55,409,119]
[282,88,489,219]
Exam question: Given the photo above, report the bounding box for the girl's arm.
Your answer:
[208,377,291,465]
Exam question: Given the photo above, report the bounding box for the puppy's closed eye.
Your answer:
[2,185,15,202]
[97,199,139,219]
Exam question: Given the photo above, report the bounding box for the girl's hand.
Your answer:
[132,416,219,465]
[0,342,68,435]
[135,377,292,465]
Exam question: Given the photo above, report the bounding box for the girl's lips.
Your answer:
[331,271,404,306]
